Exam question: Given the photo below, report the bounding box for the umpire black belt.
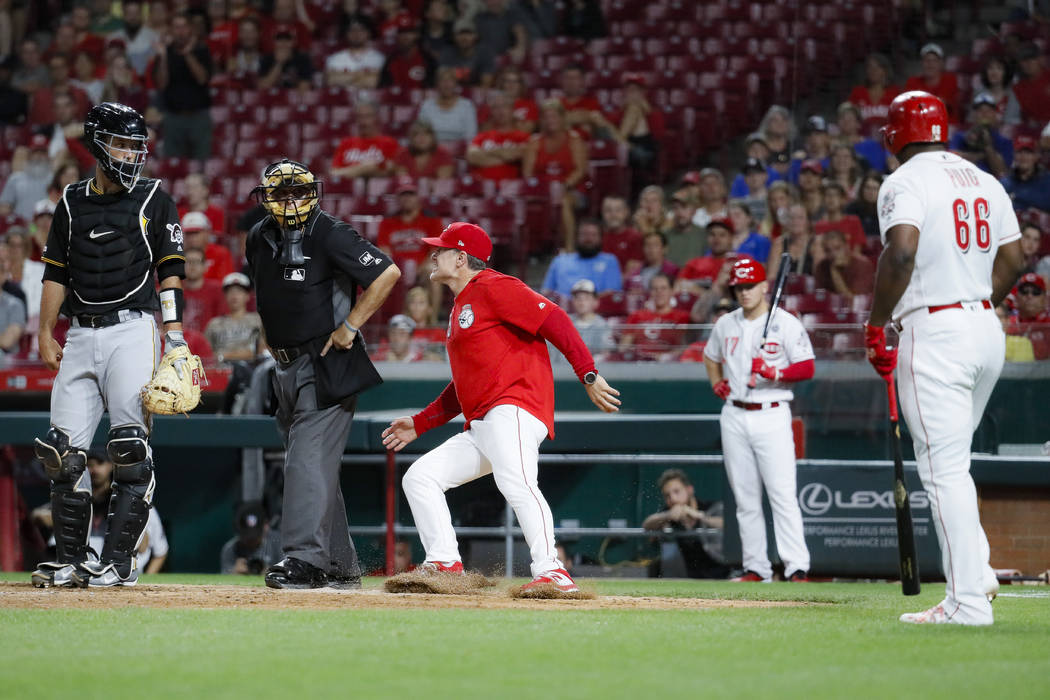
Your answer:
[732,400,781,411]
[74,309,146,328]
[271,336,326,366]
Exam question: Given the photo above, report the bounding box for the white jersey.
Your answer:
[877,151,1021,320]
[704,307,814,402]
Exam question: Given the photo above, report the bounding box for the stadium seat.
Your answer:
[597,291,628,318]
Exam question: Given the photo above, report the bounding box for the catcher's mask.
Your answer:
[84,102,149,191]
[253,158,322,230]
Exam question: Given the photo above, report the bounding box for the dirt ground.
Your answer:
[0,582,811,611]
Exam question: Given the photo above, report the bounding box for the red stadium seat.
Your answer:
[597,291,628,318]
[420,195,455,218]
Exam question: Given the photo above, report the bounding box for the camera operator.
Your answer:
[949,92,1013,178]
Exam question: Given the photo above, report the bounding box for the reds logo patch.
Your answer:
[879,188,897,219]
[458,304,474,329]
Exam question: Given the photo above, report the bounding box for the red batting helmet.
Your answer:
[881,90,948,155]
[728,257,766,286]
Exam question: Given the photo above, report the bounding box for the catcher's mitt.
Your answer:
[141,345,206,415]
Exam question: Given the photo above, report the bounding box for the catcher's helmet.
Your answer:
[84,102,149,191]
[253,158,322,229]
[881,90,948,156]
[728,257,766,286]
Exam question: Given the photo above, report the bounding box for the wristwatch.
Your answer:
[582,371,598,385]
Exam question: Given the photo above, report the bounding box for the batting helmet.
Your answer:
[84,102,148,191]
[881,91,948,155]
[252,159,322,229]
[728,257,766,286]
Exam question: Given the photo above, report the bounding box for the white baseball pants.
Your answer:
[402,404,562,577]
[898,306,1002,625]
[721,402,810,580]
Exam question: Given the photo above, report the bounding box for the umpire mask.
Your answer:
[253,159,321,266]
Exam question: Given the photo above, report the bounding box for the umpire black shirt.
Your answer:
[246,209,394,349]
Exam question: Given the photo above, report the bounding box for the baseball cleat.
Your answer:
[786,570,809,582]
[730,570,769,582]
[31,562,85,589]
[899,604,950,624]
[520,568,579,593]
[264,557,328,589]
[73,561,138,588]
[418,560,464,575]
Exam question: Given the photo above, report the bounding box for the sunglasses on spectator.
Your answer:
[1018,287,1044,296]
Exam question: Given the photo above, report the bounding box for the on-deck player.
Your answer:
[703,257,814,582]
[866,91,1024,625]
[381,222,620,594]
[32,102,188,588]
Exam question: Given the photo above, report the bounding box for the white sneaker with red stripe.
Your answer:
[418,560,464,575]
[521,568,578,593]
[899,604,951,624]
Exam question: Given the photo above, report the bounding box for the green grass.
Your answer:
[1,573,1047,699]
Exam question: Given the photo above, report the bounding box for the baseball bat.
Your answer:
[748,251,792,388]
[886,376,921,596]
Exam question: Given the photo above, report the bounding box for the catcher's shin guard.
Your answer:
[35,428,94,564]
[100,450,155,576]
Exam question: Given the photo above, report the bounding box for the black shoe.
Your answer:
[786,570,809,582]
[264,558,328,589]
[327,571,362,590]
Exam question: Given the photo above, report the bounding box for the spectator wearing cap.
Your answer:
[814,181,866,252]
[726,200,770,264]
[107,0,160,75]
[418,66,479,144]
[549,279,613,364]
[1001,135,1050,213]
[756,105,796,163]
[478,66,538,133]
[220,503,282,575]
[474,0,529,66]
[325,14,384,88]
[759,180,797,240]
[609,72,666,188]
[618,273,691,361]
[1006,272,1050,360]
[787,116,832,183]
[183,211,234,283]
[557,63,615,139]
[599,194,644,276]
[978,55,1022,127]
[676,219,735,294]
[813,229,874,301]
[395,120,456,179]
[541,218,622,300]
[379,15,437,90]
[847,53,901,137]
[377,176,445,287]
[374,314,426,362]
[181,247,226,336]
[206,272,263,364]
[904,43,960,123]
[258,26,314,91]
[523,99,589,249]
[834,101,890,174]
[796,159,825,220]
[950,92,1013,177]
[1013,42,1050,125]
[664,185,708,266]
[331,100,401,179]
[690,168,729,230]
[178,174,227,241]
[729,135,787,199]
[736,157,770,223]
[0,136,51,221]
[438,16,496,86]
[468,91,531,183]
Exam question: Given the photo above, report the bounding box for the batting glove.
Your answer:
[750,357,780,382]
[712,379,731,400]
[864,322,897,378]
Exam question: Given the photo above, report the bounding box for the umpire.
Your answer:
[246,159,400,589]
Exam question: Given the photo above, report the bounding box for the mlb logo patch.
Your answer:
[359,251,379,266]
[284,267,306,281]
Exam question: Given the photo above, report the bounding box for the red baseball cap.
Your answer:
[728,257,766,286]
[682,170,701,185]
[395,174,417,193]
[1018,272,1046,292]
[422,221,492,263]
[800,158,823,175]
[1014,135,1038,151]
[29,134,48,150]
[395,14,420,32]
[622,72,647,87]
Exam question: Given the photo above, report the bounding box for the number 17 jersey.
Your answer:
[877,151,1020,320]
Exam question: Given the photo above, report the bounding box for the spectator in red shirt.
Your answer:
[1006,273,1050,359]
[904,43,960,123]
[522,99,588,250]
[618,273,691,361]
[70,4,106,64]
[847,53,900,137]
[181,247,226,335]
[28,54,91,127]
[331,100,402,178]
[477,66,538,132]
[43,92,93,173]
[394,120,456,180]
[183,211,234,283]
[813,228,874,301]
[178,174,227,239]
[1013,42,1050,126]
[380,16,436,90]
[467,92,530,183]
[814,180,866,251]
[558,63,614,139]
[600,194,644,276]
[677,220,736,294]
[377,176,445,286]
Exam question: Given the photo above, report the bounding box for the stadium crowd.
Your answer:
[0,0,1049,371]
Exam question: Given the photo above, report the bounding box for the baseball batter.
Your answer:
[33,102,187,588]
[381,222,620,594]
[866,91,1024,625]
[703,258,814,582]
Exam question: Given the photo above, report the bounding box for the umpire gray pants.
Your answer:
[273,355,360,577]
